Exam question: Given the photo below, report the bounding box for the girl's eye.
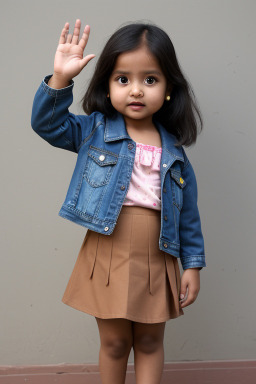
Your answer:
[145,77,156,85]
[118,76,129,84]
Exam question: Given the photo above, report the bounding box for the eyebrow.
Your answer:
[112,70,162,76]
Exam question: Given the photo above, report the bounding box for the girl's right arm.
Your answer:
[31,20,95,152]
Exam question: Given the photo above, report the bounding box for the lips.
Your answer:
[128,101,145,111]
[128,102,145,106]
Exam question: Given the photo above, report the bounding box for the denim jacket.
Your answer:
[31,75,206,270]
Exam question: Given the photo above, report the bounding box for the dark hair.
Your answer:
[82,22,203,146]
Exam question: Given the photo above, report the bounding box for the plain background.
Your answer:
[1,0,255,365]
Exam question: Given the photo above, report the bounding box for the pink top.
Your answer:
[123,142,162,211]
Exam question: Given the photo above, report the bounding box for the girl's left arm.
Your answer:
[178,150,206,308]
[179,151,206,270]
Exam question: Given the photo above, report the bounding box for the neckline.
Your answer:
[136,142,162,150]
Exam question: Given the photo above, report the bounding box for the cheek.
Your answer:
[109,87,125,106]
[109,93,119,107]
[149,89,166,107]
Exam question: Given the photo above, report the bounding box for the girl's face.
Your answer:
[108,45,169,128]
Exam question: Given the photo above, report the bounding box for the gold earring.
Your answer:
[166,95,171,101]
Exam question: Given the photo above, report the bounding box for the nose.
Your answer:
[129,82,143,97]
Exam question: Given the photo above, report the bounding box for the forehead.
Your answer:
[113,45,163,73]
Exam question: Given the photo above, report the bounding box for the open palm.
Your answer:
[53,19,95,81]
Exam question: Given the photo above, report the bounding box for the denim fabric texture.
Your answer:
[31,75,206,270]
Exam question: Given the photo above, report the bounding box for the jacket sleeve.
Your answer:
[31,75,92,153]
[179,150,206,270]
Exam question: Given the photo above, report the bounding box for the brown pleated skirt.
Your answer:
[62,205,184,323]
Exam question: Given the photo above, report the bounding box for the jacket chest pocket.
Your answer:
[170,169,186,211]
[84,146,118,187]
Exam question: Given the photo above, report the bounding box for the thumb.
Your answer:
[179,281,187,301]
[80,54,96,71]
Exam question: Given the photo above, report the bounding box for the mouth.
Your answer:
[128,102,145,106]
[128,101,145,110]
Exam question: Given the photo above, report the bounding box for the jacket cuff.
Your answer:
[180,255,206,270]
[41,75,74,97]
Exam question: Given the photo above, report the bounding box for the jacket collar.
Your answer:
[104,112,184,162]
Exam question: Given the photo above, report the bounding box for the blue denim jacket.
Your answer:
[31,75,206,270]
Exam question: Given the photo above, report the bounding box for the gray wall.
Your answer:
[1,0,255,365]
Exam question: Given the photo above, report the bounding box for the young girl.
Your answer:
[31,19,205,384]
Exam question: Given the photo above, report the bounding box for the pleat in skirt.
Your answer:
[62,205,184,323]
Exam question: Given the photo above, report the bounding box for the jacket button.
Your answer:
[128,143,134,150]
[104,227,109,232]
[120,185,126,191]
[163,243,168,248]
[163,163,167,168]
[164,215,167,221]
[99,155,105,161]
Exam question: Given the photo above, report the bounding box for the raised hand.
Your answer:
[49,19,95,88]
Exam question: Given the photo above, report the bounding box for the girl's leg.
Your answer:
[132,321,166,384]
[95,317,133,384]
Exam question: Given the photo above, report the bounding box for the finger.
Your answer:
[72,19,81,45]
[79,54,96,70]
[59,22,69,45]
[180,299,191,308]
[180,290,197,308]
[180,295,191,308]
[179,283,188,305]
[66,33,72,43]
[79,24,91,51]
[179,283,187,301]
